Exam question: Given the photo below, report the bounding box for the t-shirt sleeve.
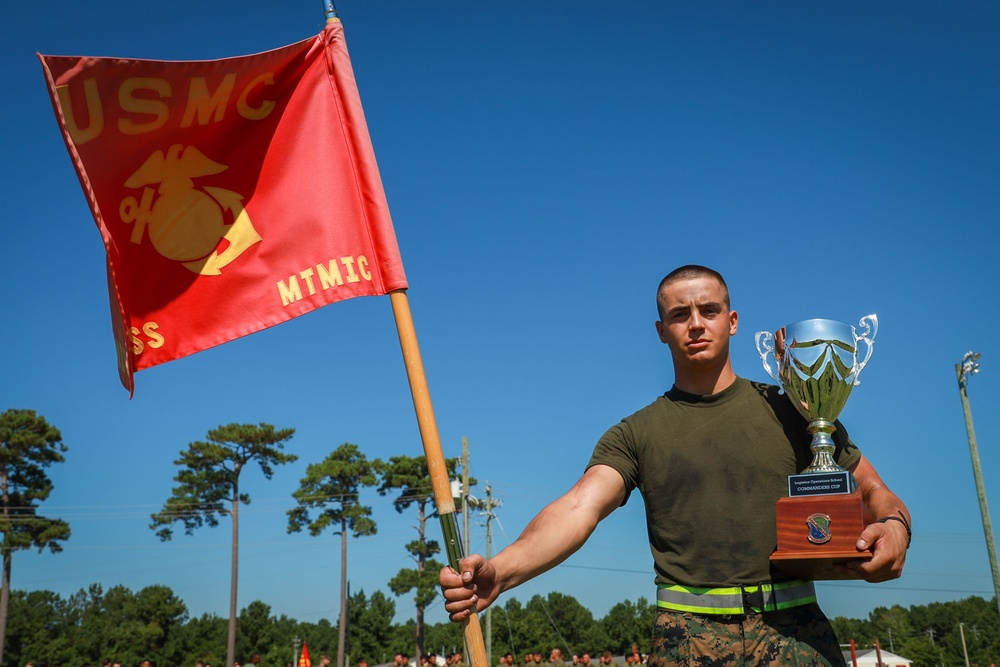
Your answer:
[833,418,862,470]
[587,420,639,505]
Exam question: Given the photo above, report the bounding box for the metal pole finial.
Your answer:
[323,0,340,23]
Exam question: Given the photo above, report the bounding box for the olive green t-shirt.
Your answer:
[588,376,861,587]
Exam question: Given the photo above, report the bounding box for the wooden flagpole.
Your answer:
[390,290,489,667]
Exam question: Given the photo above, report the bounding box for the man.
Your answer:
[439,266,910,666]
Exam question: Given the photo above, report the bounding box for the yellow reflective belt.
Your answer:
[656,581,817,615]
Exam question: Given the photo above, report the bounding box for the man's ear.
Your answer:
[729,309,739,336]
[655,320,668,343]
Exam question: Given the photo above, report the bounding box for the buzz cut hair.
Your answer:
[656,264,730,321]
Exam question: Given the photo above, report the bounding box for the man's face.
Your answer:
[655,277,737,370]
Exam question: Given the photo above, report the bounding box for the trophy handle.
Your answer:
[755,331,782,384]
[851,314,879,385]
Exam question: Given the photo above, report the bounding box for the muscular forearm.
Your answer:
[490,465,625,594]
[491,496,601,591]
[853,456,910,529]
[439,465,627,621]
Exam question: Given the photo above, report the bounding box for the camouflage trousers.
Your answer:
[648,604,846,667]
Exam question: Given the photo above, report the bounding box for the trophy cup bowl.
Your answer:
[755,315,878,580]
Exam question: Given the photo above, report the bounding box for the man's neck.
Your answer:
[674,364,737,396]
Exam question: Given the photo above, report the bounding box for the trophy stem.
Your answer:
[802,419,858,491]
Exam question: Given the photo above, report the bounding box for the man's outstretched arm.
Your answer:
[439,464,626,622]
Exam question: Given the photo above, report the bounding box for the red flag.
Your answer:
[299,642,312,667]
[39,21,407,394]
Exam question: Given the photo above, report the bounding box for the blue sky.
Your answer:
[4,0,1000,637]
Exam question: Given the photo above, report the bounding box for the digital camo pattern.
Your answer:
[648,605,845,667]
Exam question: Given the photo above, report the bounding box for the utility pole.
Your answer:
[466,482,504,666]
[463,437,471,557]
[956,352,1000,621]
[481,483,502,667]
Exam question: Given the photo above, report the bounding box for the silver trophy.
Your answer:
[755,316,878,496]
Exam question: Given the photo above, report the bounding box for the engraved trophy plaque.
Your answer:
[755,316,878,580]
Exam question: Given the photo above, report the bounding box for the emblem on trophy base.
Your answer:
[755,316,878,580]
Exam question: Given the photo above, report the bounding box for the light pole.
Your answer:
[959,622,971,667]
[956,352,1000,621]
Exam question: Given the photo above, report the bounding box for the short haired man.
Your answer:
[440,266,910,666]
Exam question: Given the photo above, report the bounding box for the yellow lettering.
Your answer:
[280,256,376,306]
[180,74,236,128]
[118,78,171,135]
[317,260,345,289]
[299,268,317,295]
[357,255,372,281]
[56,78,104,145]
[143,322,165,349]
[130,326,144,355]
[277,276,303,306]
[237,73,275,121]
[340,256,360,283]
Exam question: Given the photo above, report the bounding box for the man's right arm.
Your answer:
[439,464,626,622]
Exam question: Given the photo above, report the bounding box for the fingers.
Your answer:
[439,555,488,622]
[440,577,479,622]
[846,522,907,582]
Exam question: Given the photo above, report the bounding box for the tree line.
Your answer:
[3,410,1000,667]
[5,583,1000,667]
[2,584,655,667]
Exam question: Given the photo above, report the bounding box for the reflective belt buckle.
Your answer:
[740,583,774,613]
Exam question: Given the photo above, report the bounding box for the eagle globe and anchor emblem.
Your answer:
[119,144,262,275]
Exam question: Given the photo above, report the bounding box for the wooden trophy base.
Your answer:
[771,491,871,580]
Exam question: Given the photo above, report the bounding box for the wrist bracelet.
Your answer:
[877,511,911,548]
